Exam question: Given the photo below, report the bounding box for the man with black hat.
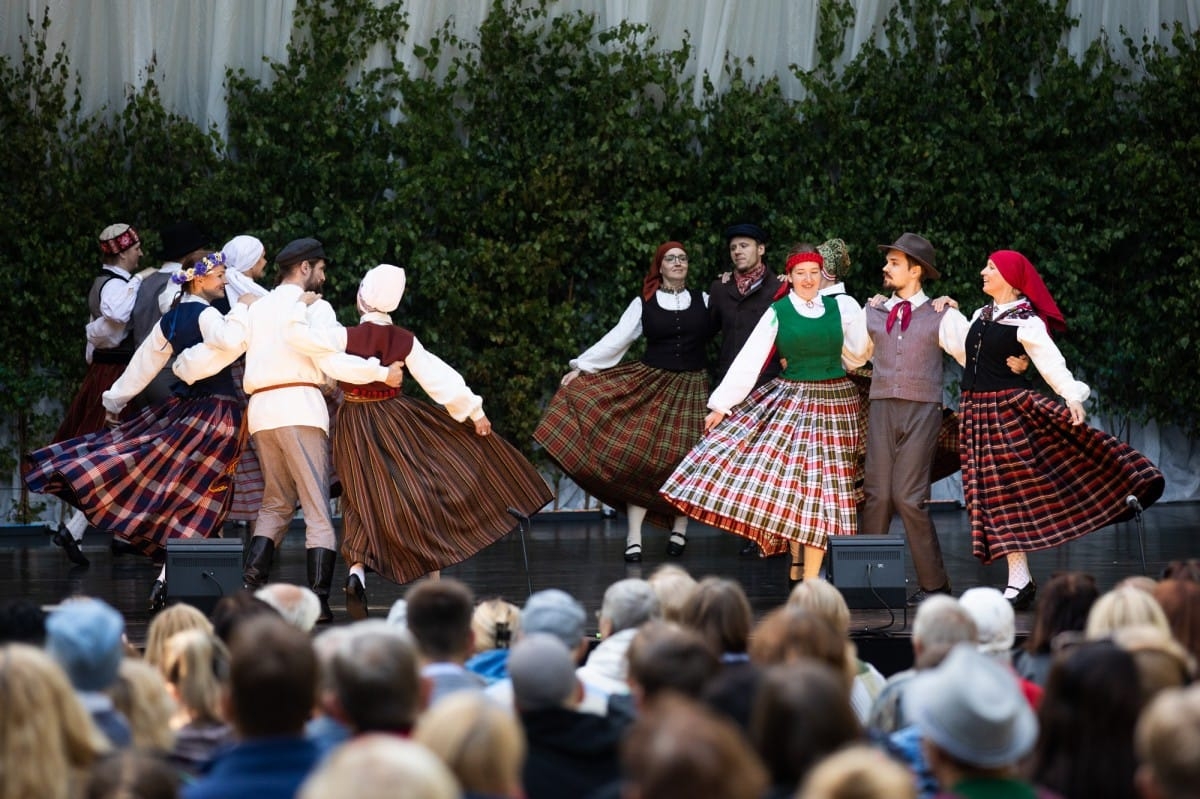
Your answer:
[175,237,403,622]
[861,233,969,605]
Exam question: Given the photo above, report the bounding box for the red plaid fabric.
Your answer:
[225,358,263,521]
[24,396,245,557]
[52,361,128,443]
[662,376,862,555]
[334,395,553,585]
[960,388,1165,563]
[534,362,708,525]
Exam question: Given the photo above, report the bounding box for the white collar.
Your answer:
[889,289,929,308]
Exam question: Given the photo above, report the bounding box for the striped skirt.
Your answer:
[533,362,708,526]
[53,361,128,443]
[333,395,554,586]
[24,396,245,557]
[960,388,1165,563]
[661,376,862,554]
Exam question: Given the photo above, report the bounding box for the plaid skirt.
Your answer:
[334,395,554,585]
[960,388,1165,563]
[225,359,263,521]
[661,376,861,554]
[24,396,245,557]
[534,362,708,526]
[53,361,128,443]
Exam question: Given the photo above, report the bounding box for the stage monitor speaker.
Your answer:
[166,538,244,615]
[827,535,907,609]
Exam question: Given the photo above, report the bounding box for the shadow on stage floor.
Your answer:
[3,501,1196,673]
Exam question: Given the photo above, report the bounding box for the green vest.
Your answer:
[775,294,844,381]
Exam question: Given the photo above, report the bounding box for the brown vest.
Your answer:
[340,323,415,393]
[866,301,944,403]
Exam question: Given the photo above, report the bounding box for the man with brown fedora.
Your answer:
[861,233,969,606]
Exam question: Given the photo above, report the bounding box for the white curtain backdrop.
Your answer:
[3,1,1197,513]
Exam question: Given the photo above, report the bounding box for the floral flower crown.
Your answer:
[171,251,226,285]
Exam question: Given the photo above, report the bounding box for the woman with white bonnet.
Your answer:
[305,263,553,618]
[220,235,270,304]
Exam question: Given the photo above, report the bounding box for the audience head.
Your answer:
[626,619,720,705]
[1161,559,1200,583]
[110,658,175,751]
[143,603,212,672]
[520,588,587,655]
[224,614,317,738]
[1025,571,1099,655]
[787,578,851,635]
[911,595,978,661]
[405,578,476,662]
[415,691,526,799]
[647,564,699,622]
[959,586,1017,661]
[0,597,47,645]
[298,734,461,799]
[1112,624,1196,703]
[255,583,322,632]
[1152,579,1200,663]
[1135,684,1200,799]
[330,626,424,734]
[678,576,753,656]
[209,591,280,645]
[0,643,110,799]
[748,606,853,688]
[508,632,580,712]
[598,577,660,637]
[1033,639,1144,799]
[749,661,861,791]
[161,628,229,725]
[799,744,918,799]
[621,694,768,799]
[471,597,520,653]
[908,643,1037,774]
[85,750,180,799]
[1086,585,1170,640]
[45,597,126,692]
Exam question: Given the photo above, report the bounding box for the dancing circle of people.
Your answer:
[25,221,1164,618]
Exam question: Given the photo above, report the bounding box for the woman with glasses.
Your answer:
[536,242,710,563]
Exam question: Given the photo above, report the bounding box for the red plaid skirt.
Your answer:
[960,388,1164,563]
[662,376,861,554]
[334,395,553,585]
[53,361,128,443]
[534,362,708,527]
[25,396,246,557]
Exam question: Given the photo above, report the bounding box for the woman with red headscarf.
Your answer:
[959,250,1164,609]
[535,241,710,563]
[662,248,870,585]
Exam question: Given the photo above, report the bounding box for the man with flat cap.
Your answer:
[861,233,970,605]
[174,236,403,622]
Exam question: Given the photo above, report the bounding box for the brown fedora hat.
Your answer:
[878,232,940,280]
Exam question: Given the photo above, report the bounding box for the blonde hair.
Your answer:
[298,734,460,799]
[144,604,212,672]
[1086,585,1171,640]
[162,629,229,725]
[0,643,110,799]
[110,658,176,751]
[471,598,521,652]
[414,691,526,797]
[1135,684,1200,799]
[799,744,918,799]
[648,564,699,622]
[788,578,852,634]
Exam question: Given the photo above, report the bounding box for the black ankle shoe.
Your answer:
[345,574,369,621]
[1007,581,1038,611]
[739,540,760,557]
[149,579,168,612]
[906,584,953,607]
[666,533,687,557]
[624,543,642,563]
[52,527,89,567]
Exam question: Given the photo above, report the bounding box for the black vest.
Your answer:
[640,290,709,372]
[962,311,1029,392]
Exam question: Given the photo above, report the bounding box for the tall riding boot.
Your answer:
[308,547,337,623]
[242,536,276,589]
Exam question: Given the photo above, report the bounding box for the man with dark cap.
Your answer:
[860,233,969,605]
[174,236,403,622]
[708,222,785,557]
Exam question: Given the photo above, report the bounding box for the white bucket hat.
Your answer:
[906,643,1037,768]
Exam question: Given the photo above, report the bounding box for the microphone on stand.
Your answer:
[1126,495,1144,515]
[1126,496,1147,576]
[506,507,530,524]
[506,508,534,597]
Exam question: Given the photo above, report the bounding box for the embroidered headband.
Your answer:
[785,251,823,272]
[171,251,226,285]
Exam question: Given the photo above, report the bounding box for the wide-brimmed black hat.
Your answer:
[877,232,940,280]
[275,237,327,268]
[156,221,209,261]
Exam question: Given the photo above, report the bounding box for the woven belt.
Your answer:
[344,387,399,402]
[248,381,323,396]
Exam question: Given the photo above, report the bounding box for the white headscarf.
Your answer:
[221,235,269,303]
[358,264,407,313]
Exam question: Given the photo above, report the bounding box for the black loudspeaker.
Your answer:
[166,538,244,615]
[827,535,907,609]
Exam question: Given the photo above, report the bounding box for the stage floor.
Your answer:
[2,501,1196,666]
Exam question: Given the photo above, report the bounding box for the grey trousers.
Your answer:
[252,425,336,551]
[860,398,949,590]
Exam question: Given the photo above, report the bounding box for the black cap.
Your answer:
[275,237,327,267]
[156,221,209,261]
[724,222,767,244]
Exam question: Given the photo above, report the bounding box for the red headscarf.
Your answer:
[642,241,685,300]
[989,250,1067,334]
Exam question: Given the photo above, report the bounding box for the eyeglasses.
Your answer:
[663,254,688,264]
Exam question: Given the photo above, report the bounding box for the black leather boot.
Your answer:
[242,536,276,589]
[308,547,337,623]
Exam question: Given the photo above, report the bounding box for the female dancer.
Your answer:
[959,250,1164,608]
[662,249,869,584]
[324,264,553,618]
[535,241,709,562]
[24,252,252,609]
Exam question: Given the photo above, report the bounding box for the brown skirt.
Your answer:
[332,395,553,585]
